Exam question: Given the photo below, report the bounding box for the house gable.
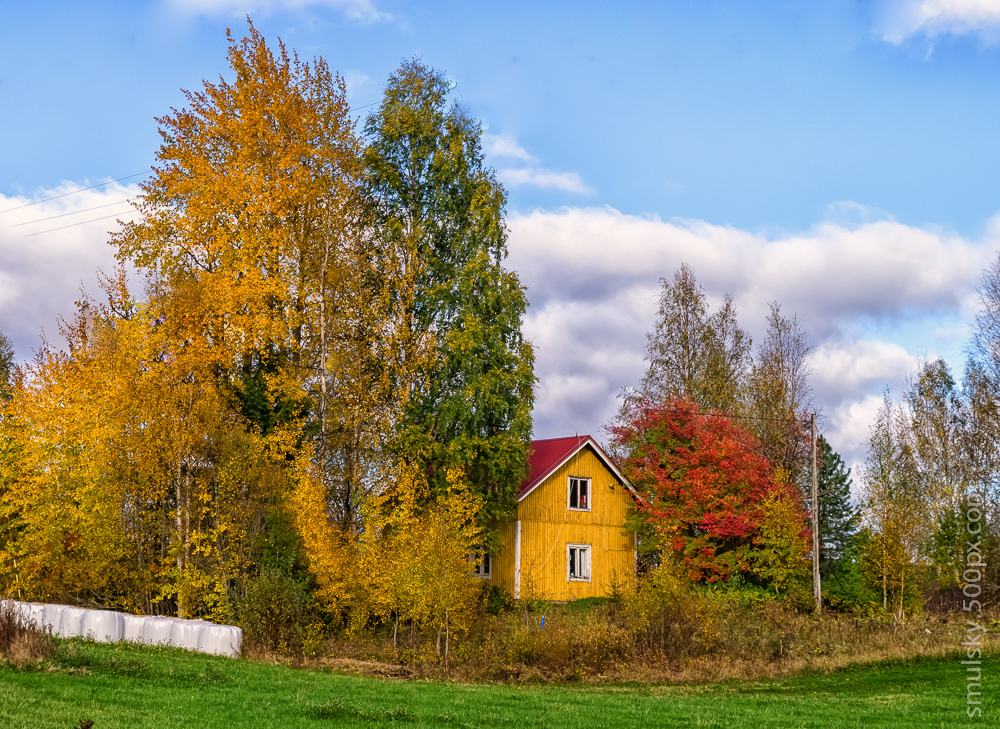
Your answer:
[516,435,635,503]
[516,443,632,527]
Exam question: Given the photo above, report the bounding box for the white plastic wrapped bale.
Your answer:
[142,616,175,647]
[2,600,241,657]
[122,614,147,644]
[41,603,64,632]
[25,602,45,628]
[80,609,125,642]
[58,607,86,638]
[9,601,45,629]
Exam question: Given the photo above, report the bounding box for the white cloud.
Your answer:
[826,394,887,490]
[166,0,390,24]
[507,205,994,467]
[482,133,538,164]
[822,200,895,228]
[880,0,1000,43]
[483,132,592,195]
[0,183,141,358]
[809,340,919,407]
[342,71,371,95]
[498,168,593,194]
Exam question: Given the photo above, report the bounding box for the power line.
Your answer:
[23,211,138,238]
[1,172,148,214]
[12,200,132,228]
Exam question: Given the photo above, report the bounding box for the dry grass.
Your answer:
[294,596,1000,685]
[0,600,54,668]
[603,616,1000,684]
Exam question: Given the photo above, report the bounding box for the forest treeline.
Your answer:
[612,257,1000,621]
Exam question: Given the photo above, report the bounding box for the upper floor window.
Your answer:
[568,477,591,511]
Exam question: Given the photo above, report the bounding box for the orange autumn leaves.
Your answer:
[0,21,506,641]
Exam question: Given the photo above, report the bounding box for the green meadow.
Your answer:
[0,639,993,729]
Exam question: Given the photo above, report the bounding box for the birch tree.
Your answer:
[638,264,751,414]
[364,60,535,525]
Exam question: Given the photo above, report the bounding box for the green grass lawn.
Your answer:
[0,640,994,728]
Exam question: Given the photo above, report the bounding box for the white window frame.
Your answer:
[567,543,592,582]
[470,548,492,579]
[567,476,592,512]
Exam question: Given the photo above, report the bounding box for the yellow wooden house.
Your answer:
[477,435,638,601]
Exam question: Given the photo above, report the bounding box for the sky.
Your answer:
[3,0,1000,479]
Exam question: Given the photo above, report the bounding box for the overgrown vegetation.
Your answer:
[232,569,998,686]
[0,601,53,668]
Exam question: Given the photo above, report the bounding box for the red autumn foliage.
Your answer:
[610,398,808,582]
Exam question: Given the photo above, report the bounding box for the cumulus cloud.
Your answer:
[166,0,390,24]
[810,340,918,401]
[0,183,140,358]
[825,394,888,487]
[507,205,995,469]
[880,0,1000,43]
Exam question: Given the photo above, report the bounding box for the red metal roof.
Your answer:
[516,435,628,501]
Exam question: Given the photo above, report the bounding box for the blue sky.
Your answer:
[4,0,1000,473]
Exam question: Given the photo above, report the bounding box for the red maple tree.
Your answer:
[610,398,808,582]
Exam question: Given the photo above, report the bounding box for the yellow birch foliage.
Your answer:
[347,463,482,649]
[0,284,278,618]
[0,345,126,604]
[286,444,353,614]
[752,491,810,593]
[412,469,484,643]
[111,21,391,542]
[859,395,925,618]
[113,22,364,362]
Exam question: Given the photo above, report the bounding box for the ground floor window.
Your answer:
[471,549,491,578]
[567,543,591,581]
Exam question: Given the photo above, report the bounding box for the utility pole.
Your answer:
[811,413,821,615]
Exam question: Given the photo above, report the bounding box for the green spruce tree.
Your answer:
[814,435,860,578]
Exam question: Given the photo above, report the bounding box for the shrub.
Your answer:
[479,584,514,616]
[0,600,54,666]
[234,569,320,657]
[469,609,632,679]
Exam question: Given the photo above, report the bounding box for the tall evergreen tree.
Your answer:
[813,435,859,576]
[364,60,535,523]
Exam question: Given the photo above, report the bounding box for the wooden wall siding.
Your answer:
[487,519,519,596]
[515,447,635,601]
